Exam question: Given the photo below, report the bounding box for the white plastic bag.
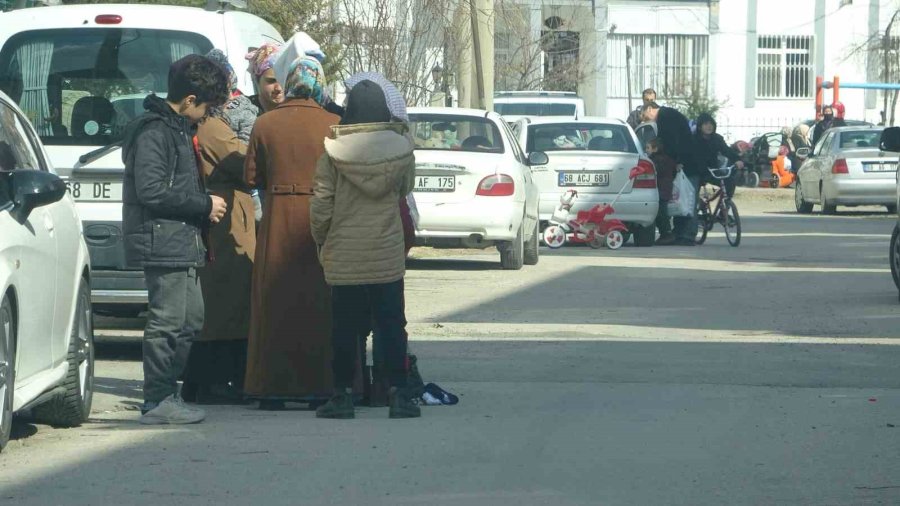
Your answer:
[667,171,696,217]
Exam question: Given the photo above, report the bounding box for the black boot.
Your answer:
[316,390,355,419]
[388,387,421,419]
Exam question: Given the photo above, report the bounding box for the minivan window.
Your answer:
[494,103,577,117]
[527,123,637,154]
[0,28,213,146]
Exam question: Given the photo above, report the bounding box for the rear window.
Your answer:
[409,114,505,154]
[494,102,577,117]
[527,123,637,154]
[0,28,213,146]
[837,131,881,149]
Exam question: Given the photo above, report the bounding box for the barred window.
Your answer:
[757,35,814,98]
[607,34,708,99]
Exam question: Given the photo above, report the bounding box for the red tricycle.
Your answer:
[542,165,651,250]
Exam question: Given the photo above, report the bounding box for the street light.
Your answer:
[431,64,452,107]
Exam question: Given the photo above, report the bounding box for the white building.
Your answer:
[497,0,900,142]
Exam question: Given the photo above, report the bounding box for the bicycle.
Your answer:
[696,165,741,247]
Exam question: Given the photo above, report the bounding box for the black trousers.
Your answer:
[332,281,407,390]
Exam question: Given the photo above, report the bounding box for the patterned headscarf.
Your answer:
[285,56,327,106]
[206,49,238,92]
[245,42,281,79]
[344,72,407,121]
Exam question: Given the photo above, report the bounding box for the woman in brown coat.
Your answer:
[243,55,339,409]
[182,60,256,404]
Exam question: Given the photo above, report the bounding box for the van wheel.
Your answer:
[33,281,94,427]
[500,222,525,270]
[634,225,656,247]
[795,181,813,213]
[0,295,15,452]
[523,221,539,266]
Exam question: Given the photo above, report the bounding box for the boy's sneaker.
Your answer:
[139,395,206,425]
[388,387,421,419]
[316,391,355,419]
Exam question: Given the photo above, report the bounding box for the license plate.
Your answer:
[65,179,123,201]
[559,171,609,187]
[414,175,456,192]
[863,162,898,172]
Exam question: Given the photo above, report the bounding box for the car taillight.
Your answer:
[476,174,515,196]
[632,159,657,189]
[95,14,123,24]
[832,158,849,174]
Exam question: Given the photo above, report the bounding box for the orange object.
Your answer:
[770,155,796,188]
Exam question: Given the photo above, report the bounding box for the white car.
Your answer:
[493,91,585,124]
[408,107,545,269]
[515,117,660,246]
[0,91,94,452]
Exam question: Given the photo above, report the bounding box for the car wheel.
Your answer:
[891,224,900,292]
[821,187,837,215]
[33,280,94,427]
[633,224,655,247]
[0,295,15,452]
[500,221,525,270]
[524,220,539,266]
[795,181,813,214]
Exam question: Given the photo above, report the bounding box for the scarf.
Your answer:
[284,56,327,106]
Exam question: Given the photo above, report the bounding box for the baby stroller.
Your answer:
[542,164,652,250]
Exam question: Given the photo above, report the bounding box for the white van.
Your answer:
[493,91,586,124]
[0,3,283,316]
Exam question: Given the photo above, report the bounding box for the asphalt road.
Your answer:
[2,191,900,506]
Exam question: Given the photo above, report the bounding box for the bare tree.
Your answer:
[841,9,900,125]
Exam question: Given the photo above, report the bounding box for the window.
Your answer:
[607,34,708,99]
[408,115,505,154]
[757,35,814,99]
[0,28,213,146]
[0,102,40,172]
[838,131,881,150]
[493,102,577,117]
[527,123,637,154]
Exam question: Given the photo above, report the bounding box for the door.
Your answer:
[0,101,58,382]
[503,122,538,230]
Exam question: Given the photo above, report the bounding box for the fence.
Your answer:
[715,116,806,144]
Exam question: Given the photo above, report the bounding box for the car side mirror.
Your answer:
[528,151,549,166]
[3,170,67,224]
[880,127,900,152]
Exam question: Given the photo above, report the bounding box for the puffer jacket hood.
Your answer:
[695,113,717,135]
[323,122,414,199]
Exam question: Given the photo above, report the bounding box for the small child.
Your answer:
[646,138,676,245]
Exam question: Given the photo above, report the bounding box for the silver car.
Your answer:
[514,117,660,246]
[796,127,899,214]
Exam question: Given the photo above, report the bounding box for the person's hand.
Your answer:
[209,195,227,224]
[735,160,745,170]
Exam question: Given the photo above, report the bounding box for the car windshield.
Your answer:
[837,130,881,150]
[494,102,577,117]
[409,114,505,153]
[527,123,637,154]
[0,28,213,146]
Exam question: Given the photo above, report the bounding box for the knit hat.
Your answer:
[245,42,281,79]
[344,72,407,122]
[206,48,238,92]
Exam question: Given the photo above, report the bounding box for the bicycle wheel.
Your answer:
[695,202,711,245]
[724,200,741,247]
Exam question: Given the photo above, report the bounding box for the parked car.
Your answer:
[0,3,283,317]
[0,90,95,452]
[515,117,659,246]
[493,91,585,124]
[795,127,899,214]
[407,107,544,269]
[879,127,900,302]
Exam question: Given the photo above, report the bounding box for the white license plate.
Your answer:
[65,179,123,201]
[559,171,610,187]
[414,175,456,192]
[863,162,898,172]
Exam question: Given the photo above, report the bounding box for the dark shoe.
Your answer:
[258,399,286,411]
[655,234,676,246]
[674,238,696,246]
[389,387,421,419]
[316,391,355,419]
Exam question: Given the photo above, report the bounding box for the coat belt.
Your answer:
[270,184,314,195]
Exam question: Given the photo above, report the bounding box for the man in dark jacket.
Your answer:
[122,55,228,425]
[642,102,699,245]
[694,113,744,197]
[811,104,846,147]
[627,88,656,130]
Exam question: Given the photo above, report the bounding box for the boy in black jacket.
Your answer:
[122,55,228,425]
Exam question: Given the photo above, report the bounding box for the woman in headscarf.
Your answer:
[182,52,256,404]
[245,42,284,114]
[243,55,340,410]
[310,74,420,419]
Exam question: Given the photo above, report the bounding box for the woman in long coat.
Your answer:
[243,55,340,409]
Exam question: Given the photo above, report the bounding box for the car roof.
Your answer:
[827,126,885,133]
[408,107,501,120]
[518,116,628,127]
